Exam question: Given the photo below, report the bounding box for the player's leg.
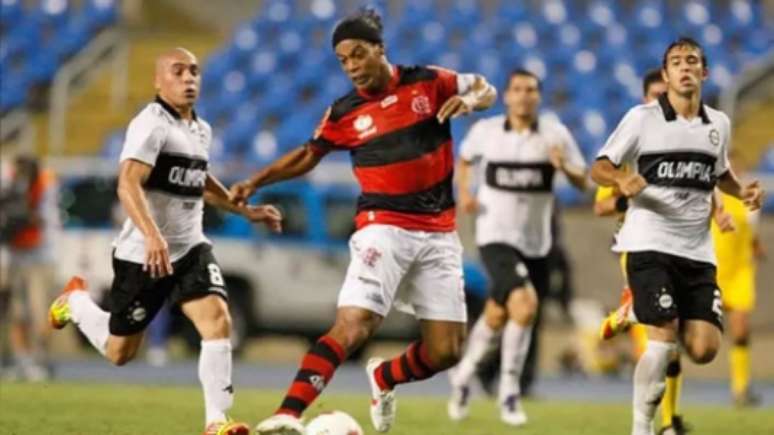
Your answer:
[448,243,521,406]
[50,255,170,366]
[676,257,724,366]
[518,256,549,398]
[722,269,757,406]
[627,252,680,435]
[257,225,407,434]
[659,354,686,434]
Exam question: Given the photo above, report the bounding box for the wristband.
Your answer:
[615,196,629,213]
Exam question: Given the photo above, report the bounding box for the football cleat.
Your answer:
[203,419,250,435]
[600,287,635,340]
[49,276,88,330]
[366,358,396,432]
[254,414,304,435]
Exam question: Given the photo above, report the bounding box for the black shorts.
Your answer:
[108,243,228,336]
[479,243,549,306]
[626,251,723,330]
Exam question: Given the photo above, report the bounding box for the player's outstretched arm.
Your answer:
[204,174,282,233]
[230,145,324,205]
[437,74,497,123]
[117,159,173,278]
[717,171,764,211]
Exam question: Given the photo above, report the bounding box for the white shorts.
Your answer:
[338,224,467,323]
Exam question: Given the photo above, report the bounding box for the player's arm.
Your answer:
[591,159,646,198]
[593,189,626,217]
[716,170,764,211]
[549,148,588,191]
[455,159,478,214]
[437,74,497,122]
[117,159,173,278]
[204,174,282,233]
[711,188,735,232]
[230,145,323,205]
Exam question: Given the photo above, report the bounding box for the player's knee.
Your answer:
[506,288,537,325]
[106,347,137,366]
[329,321,372,353]
[425,339,463,370]
[196,307,232,340]
[685,341,718,365]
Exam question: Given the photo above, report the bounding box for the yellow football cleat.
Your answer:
[599,287,635,340]
[49,276,87,330]
[203,420,250,435]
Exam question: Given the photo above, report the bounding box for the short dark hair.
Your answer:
[662,36,708,68]
[642,68,664,96]
[331,8,384,49]
[506,68,542,91]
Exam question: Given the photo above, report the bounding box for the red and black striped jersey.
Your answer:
[308,65,469,232]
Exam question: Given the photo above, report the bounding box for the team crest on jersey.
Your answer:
[708,128,720,147]
[411,95,432,115]
[354,114,377,139]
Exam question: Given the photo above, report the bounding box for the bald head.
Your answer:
[154,47,200,117]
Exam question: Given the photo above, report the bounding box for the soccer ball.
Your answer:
[305,411,364,435]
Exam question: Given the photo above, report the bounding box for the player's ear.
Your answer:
[660,68,668,84]
[375,43,385,57]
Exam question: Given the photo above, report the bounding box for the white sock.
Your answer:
[199,338,234,424]
[68,291,109,356]
[499,321,533,400]
[632,340,676,435]
[449,316,499,388]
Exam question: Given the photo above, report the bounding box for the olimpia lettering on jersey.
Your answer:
[307,65,475,232]
[112,97,212,264]
[459,114,586,257]
[596,93,731,264]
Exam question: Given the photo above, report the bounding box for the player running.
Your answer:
[48,48,283,435]
[711,151,766,407]
[447,68,587,426]
[592,37,764,435]
[230,9,496,435]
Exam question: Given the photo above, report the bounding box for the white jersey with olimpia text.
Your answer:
[596,94,730,264]
[112,97,212,264]
[460,114,586,257]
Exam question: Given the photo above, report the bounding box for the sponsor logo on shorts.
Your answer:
[361,247,382,268]
[515,262,528,278]
[366,292,385,306]
[658,289,673,309]
[131,306,147,322]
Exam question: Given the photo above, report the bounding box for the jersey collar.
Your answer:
[504,117,539,133]
[658,93,710,124]
[155,95,198,121]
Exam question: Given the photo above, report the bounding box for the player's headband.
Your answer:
[331,18,383,49]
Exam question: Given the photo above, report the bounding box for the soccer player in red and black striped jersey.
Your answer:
[231,9,496,435]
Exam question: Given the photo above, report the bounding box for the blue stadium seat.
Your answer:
[100,130,125,159]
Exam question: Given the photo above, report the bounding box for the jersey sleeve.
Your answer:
[595,185,616,202]
[596,107,641,167]
[558,123,587,169]
[714,113,731,177]
[119,110,167,166]
[307,106,342,157]
[429,66,475,106]
[459,120,485,163]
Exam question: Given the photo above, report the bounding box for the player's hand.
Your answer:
[244,204,283,233]
[713,208,736,233]
[437,96,472,123]
[459,191,479,214]
[615,173,647,198]
[144,234,173,278]
[548,145,565,170]
[740,180,763,211]
[229,180,256,207]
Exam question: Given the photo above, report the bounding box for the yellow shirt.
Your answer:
[712,193,757,274]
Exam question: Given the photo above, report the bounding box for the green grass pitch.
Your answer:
[1,382,771,434]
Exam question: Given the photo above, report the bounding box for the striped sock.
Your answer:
[374,341,439,391]
[276,335,346,417]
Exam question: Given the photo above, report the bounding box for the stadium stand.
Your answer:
[90,0,772,204]
[0,0,118,113]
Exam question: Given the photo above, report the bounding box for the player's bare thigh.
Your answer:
[647,319,720,364]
